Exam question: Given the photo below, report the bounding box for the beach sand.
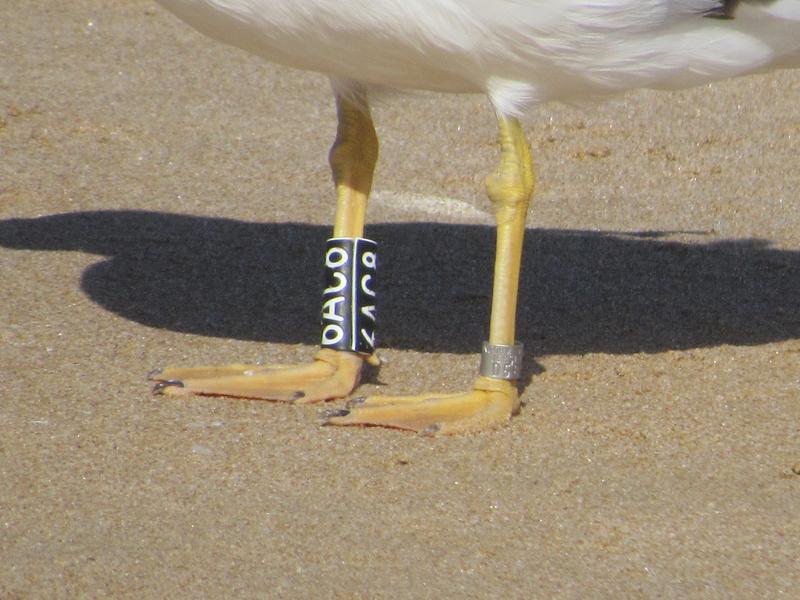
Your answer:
[2,1,799,597]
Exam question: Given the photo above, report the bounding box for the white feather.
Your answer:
[155,0,800,115]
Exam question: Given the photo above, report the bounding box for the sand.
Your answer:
[1,1,799,597]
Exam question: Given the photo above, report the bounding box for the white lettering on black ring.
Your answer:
[320,237,377,354]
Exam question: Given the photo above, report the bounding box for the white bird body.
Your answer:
[157,0,800,114]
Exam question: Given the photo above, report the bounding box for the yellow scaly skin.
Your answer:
[323,113,535,434]
[151,98,535,435]
[149,95,376,404]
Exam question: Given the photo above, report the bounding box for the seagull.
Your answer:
[148,1,800,434]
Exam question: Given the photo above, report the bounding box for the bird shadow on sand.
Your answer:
[2,210,799,369]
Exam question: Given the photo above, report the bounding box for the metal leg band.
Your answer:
[479,341,523,380]
[320,237,377,355]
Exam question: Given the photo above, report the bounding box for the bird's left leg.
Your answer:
[324,114,534,434]
[148,92,378,403]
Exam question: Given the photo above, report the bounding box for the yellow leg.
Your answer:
[149,93,378,403]
[324,114,535,434]
[330,93,378,238]
[487,115,535,346]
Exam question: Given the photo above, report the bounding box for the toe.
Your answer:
[323,380,518,434]
[151,379,186,396]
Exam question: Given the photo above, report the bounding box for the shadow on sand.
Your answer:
[2,210,799,360]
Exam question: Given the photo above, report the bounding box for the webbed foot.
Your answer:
[321,376,519,434]
[149,349,363,403]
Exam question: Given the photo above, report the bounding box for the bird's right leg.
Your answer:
[149,92,378,403]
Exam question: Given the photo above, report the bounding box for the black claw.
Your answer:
[320,408,350,420]
[289,391,306,402]
[151,379,185,395]
[146,368,163,380]
[345,396,367,408]
[420,423,442,436]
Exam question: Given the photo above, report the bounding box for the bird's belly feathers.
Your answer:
[155,0,490,92]
[155,0,800,109]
